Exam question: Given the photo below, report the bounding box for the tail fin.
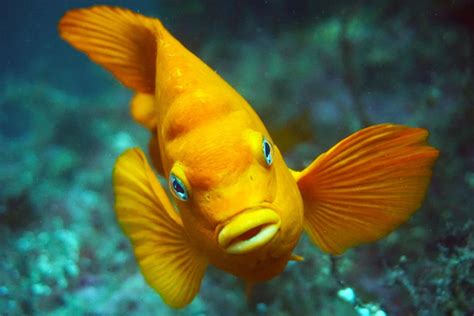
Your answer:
[295,124,439,255]
[58,6,158,94]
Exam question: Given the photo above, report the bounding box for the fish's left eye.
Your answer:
[262,137,273,166]
[169,173,188,201]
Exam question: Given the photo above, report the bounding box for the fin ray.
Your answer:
[296,124,439,255]
[59,6,159,93]
[113,148,207,307]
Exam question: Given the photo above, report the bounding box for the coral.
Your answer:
[0,219,80,314]
[385,221,474,315]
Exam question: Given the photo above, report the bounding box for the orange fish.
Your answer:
[59,6,439,308]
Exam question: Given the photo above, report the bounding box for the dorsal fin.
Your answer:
[59,6,159,93]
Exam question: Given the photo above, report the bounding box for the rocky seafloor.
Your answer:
[0,1,472,315]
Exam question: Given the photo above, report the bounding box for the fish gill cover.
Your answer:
[0,0,472,315]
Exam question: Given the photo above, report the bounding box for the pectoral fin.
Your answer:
[130,93,166,175]
[295,124,439,255]
[131,93,157,130]
[113,148,208,308]
[290,254,304,262]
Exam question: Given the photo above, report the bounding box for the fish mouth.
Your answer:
[217,208,281,254]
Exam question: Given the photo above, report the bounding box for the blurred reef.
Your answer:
[0,0,473,315]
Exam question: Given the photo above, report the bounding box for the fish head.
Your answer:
[166,124,304,264]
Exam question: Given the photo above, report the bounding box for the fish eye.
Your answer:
[169,173,188,201]
[262,137,273,166]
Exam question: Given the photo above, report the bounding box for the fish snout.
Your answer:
[217,208,281,254]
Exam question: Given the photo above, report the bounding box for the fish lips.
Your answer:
[217,207,281,255]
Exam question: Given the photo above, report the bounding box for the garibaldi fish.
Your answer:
[59,6,439,308]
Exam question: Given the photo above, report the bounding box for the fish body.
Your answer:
[155,30,305,280]
[59,6,439,308]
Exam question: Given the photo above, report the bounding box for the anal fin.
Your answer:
[113,148,208,308]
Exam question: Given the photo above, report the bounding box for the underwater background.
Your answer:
[1,0,473,315]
